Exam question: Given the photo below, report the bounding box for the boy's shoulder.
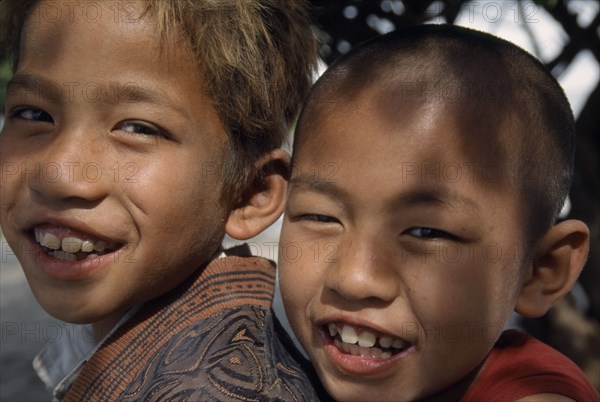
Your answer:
[62,248,321,401]
[461,330,599,402]
[119,306,316,401]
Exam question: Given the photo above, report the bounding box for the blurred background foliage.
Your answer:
[307,0,599,389]
[0,0,598,390]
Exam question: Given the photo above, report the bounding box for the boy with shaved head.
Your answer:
[279,25,598,401]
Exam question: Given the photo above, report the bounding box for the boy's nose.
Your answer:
[26,129,110,205]
[324,237,400,304]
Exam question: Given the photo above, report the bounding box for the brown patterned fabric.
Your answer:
[63,254,322,401]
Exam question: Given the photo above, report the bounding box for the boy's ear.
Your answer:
[225,149,289,240]
[515,219,589,318]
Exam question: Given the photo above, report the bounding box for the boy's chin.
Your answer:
[31,287,130,328]
[41,303,115,326]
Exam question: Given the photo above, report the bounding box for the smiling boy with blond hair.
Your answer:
[0,1,323,400]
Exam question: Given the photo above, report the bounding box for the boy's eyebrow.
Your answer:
[115,83,191,118]
[289,173,481,216]
[398,189,482,217]
[7,74,62,103]
[289,174,353,204]
[6,73,190,118]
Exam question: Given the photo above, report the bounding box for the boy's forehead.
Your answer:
[21,1,173,69]
[25,1,150,33]
[19,2,198,84]
[310,80,508,144]
[299,79,518,190]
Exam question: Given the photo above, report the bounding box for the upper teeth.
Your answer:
[34,229,111,254]
[37,232,61,250]
[341,325,359,345]
[328,323,408,350]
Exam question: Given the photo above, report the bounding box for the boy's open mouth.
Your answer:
[33,227,122,261]
[324,323,412,359]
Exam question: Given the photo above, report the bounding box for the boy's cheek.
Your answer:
[0,178,21,249]
[278,236,320,317]
[0,163,19,188]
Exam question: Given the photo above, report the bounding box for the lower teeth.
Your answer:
[51,250,77,261]
[45,247,100,261]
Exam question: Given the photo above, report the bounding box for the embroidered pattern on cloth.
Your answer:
[63,256,319,401]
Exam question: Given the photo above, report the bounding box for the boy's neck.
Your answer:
[421,359,485,402]
[92,310,130,343]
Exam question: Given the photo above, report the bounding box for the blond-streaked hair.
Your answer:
[1,0,318,204]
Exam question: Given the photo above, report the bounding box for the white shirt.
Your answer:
[33,307,140,401]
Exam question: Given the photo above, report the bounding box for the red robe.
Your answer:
[461,330,599,401]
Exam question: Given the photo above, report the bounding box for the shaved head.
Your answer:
[296,24,574,242]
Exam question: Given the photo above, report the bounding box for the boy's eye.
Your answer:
[407,227,454,239]
[12,108,53,123]
[114,121,165,137]
[296,214,339,224]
